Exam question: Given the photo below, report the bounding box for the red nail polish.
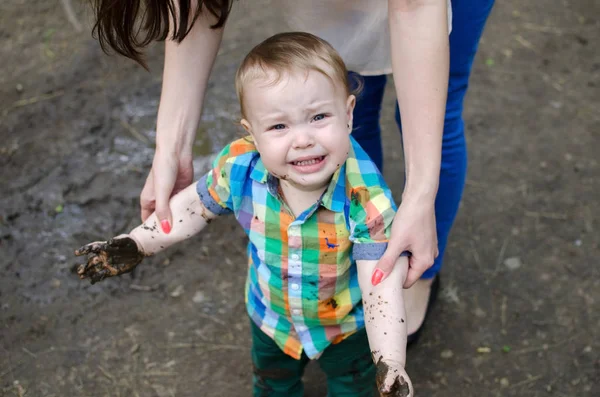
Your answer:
[161,220,171,234]
[371,269,384,286]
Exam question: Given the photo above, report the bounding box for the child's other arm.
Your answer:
[356,256,413,397]
[75,183,217,284]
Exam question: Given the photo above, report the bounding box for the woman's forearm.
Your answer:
[388,0,449,201]
[156,7,225,158]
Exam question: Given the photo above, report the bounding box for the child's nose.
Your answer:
[292,126,315,149]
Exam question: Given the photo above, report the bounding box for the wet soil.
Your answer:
[1,0,599,396]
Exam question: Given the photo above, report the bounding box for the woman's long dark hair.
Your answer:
[92,0,233,68]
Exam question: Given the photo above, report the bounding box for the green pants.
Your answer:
[250,321,377,397]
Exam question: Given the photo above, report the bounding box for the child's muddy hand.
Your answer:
[74,237,145,284]
[375,358,413,397]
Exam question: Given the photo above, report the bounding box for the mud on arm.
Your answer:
[356,256,413,397]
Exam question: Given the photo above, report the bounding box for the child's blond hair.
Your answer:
[235,32,351,118]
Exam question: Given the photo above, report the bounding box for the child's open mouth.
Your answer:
[290,155,326,173]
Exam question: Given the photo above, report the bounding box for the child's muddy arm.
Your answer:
[75,183,216,284]
[357,256,413,397]
[130,183,217,255]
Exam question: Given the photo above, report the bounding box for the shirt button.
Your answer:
[291,254,299,261]
[291,283,300,291]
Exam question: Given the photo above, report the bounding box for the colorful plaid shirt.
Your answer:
[197,136,397,359]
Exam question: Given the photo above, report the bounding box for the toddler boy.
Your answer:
[76,32,412,397]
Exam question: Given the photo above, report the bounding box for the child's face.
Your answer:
[241,68,355,193]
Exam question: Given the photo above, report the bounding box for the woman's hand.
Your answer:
[373,196,438,288]
[140,150,194,231]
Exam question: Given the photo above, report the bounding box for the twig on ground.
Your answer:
[129,283,160,292]
[196,313,227,326]
[507,374,543,390]
[524,211,568,220]
[120,119,152,145]
[496,238,510,268]
[501,296,508,332]
[21,347,37,358]
[514,35,537,52]
[166,342,246,351]
[98,365,115,381]
[512,333,581,355]
[2,91,65,117]
[60,0,83,32]
[142,371,178,377]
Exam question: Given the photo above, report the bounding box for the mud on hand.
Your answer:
[375,357,413,397]
[74,237,145,284]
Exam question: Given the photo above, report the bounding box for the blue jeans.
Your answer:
[350,0,495,278]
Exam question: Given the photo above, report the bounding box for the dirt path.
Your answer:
[1,1,598,396]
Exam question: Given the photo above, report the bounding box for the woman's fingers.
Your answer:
[372,249,410,286]
[140,170,156,222]
[403,248,435,288]
[150,155,179,234]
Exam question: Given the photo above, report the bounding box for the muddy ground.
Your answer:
[1,1,599,396]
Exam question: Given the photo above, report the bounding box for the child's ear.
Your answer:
[346,95,356,134]
[241,118,252,133]
[241,119,259,149]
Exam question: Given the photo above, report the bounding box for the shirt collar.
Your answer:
[250,138,359,213]
[250,157,269,183]
[320,137,360,213]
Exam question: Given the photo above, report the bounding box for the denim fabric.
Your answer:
[350,0,495,278]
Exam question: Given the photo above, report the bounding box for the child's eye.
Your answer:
[313,113,327,122]
[269,124,286,131]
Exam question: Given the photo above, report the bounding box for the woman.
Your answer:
[92,0,495,342]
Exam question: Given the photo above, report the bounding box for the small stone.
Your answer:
[440,349,454,359]
[170,285,184,298]
[546,384,552,392]
[50,278,61,288]
[192,291,206,303]
[504,257,522,270]
[564,153,573,161]
[500,378,510,387]
[474,307,486,318]
[574,239,582,247]
[540,273,551,281]
[583,346,592,353]
[549,101,562,109]
[540,161,547,168]
[129,343,140,354]
[164,360,176,368]
[511,227,520,236]
[571,378,580,386]
[16,83,23,93]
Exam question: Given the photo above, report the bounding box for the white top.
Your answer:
[274,0,453,76]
